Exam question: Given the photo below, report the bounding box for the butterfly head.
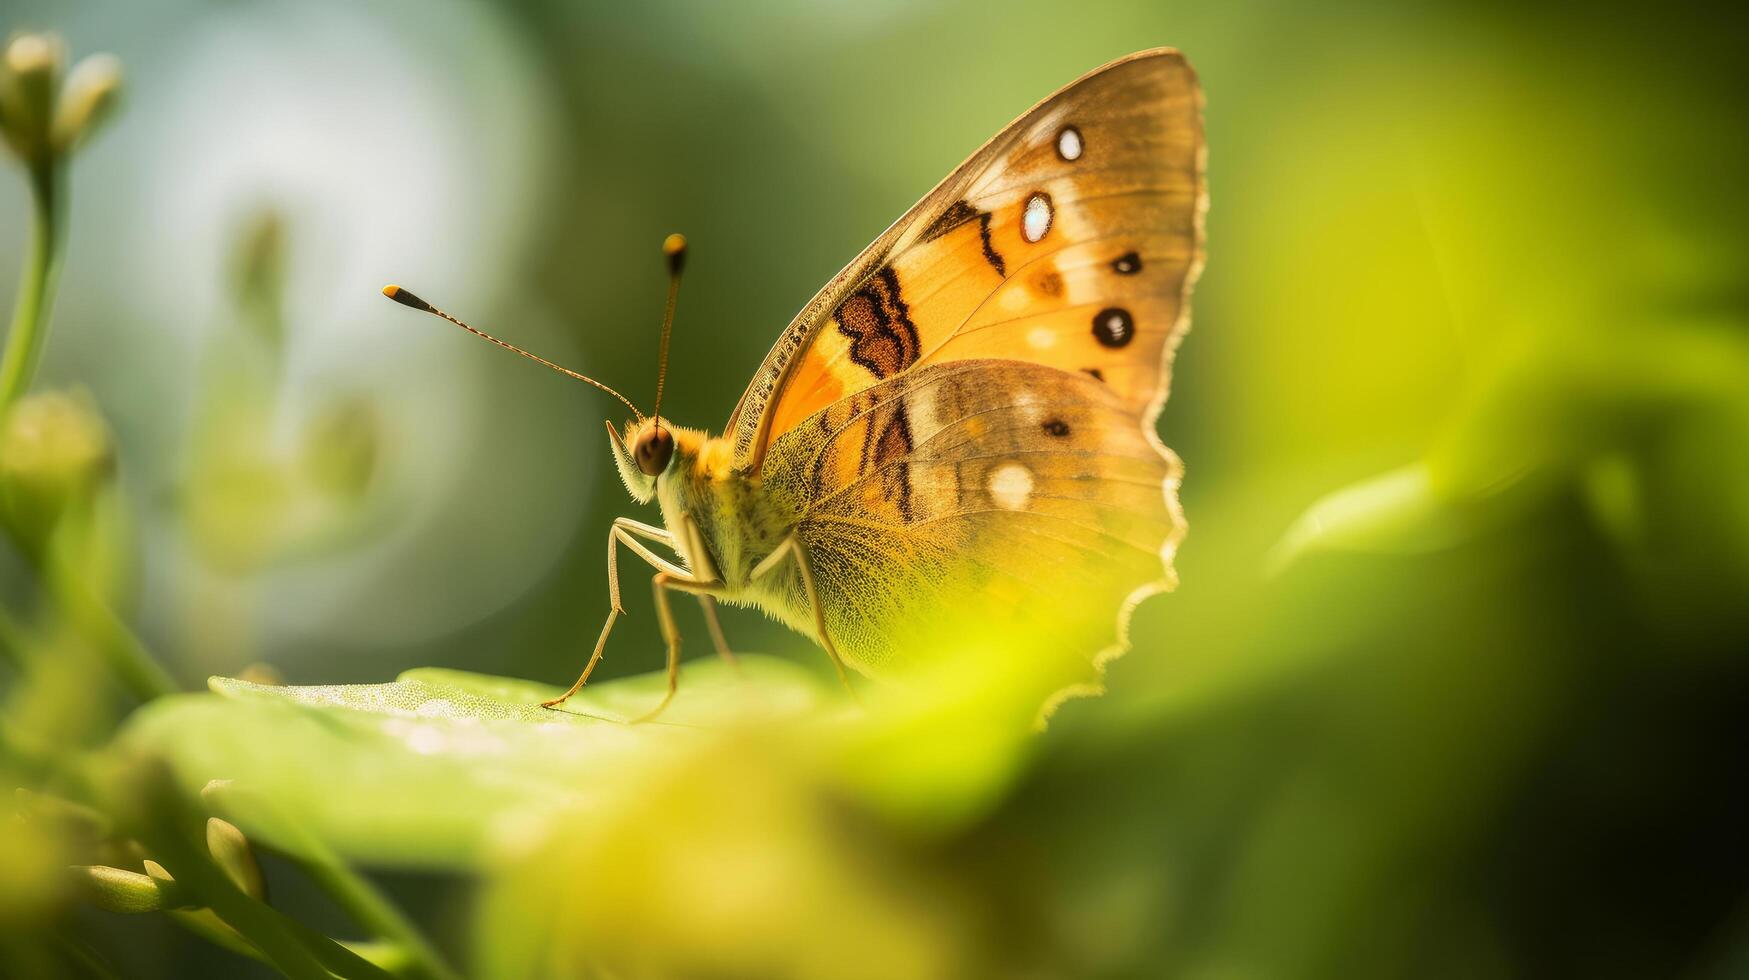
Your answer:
[606,416,667,501]
[608,416,718,503]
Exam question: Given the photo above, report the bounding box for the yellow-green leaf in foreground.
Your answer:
[119,657,827,870]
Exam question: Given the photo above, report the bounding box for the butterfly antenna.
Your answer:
[650,233,687,426]
[381,285,645,421]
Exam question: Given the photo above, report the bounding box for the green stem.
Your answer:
[0,156,174,703]
[167,909,272,966]
[206,782,459,980]
[49,552,178,701]
[295,851,460,980]
[0,483,177,706]
[0,159,64,415]
[127,772,390,980]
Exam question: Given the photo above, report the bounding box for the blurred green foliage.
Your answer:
[125,658,827,869]
[1,1,1747,978]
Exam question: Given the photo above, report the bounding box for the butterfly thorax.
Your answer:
[634,422,803,592]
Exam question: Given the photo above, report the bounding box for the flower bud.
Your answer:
[70,864,181,913]
[206,817,267,901]
[232,209,289,341]
[0,33,65,163]
[51,52,122,153]
[0,389,114,557]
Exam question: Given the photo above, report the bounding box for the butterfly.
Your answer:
[385,48,1205,721]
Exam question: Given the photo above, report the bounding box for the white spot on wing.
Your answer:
[1056,126,1083,161]
[1022,193,1053,243]
[1027,326,1057,350]
[989,462,1034,511]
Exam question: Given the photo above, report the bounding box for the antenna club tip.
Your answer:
[663,233,687,274]
[381,284,432,312]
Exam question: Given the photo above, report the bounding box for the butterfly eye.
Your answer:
[634,425,674,477]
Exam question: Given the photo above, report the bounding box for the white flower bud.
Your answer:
[52,52,123,153]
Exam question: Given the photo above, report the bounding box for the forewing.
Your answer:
[726,49,1205,473]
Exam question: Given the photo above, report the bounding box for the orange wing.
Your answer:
[724,48,1205,473]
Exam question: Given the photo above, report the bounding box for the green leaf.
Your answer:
[119,656,826,870]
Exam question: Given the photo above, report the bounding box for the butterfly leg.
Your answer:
[633,571,688,723]
[540,518,689,710]
[696,595,738,667]
[750,535,857,700]
[674,512,738,668]
[631,572,740,723]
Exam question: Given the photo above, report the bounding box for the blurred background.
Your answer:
[1,0,1746,977]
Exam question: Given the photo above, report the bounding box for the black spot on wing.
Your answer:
[913,199,1006,277]
[1092,308,1135,348]
[920,200,979,242]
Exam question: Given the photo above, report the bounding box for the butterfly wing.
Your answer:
[754,359,1183,694]
[731,50,1204,704]
[724,48,1204,473]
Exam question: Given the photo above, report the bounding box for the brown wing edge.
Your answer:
[1035,53,1207,728]
[725,47,1205,476]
